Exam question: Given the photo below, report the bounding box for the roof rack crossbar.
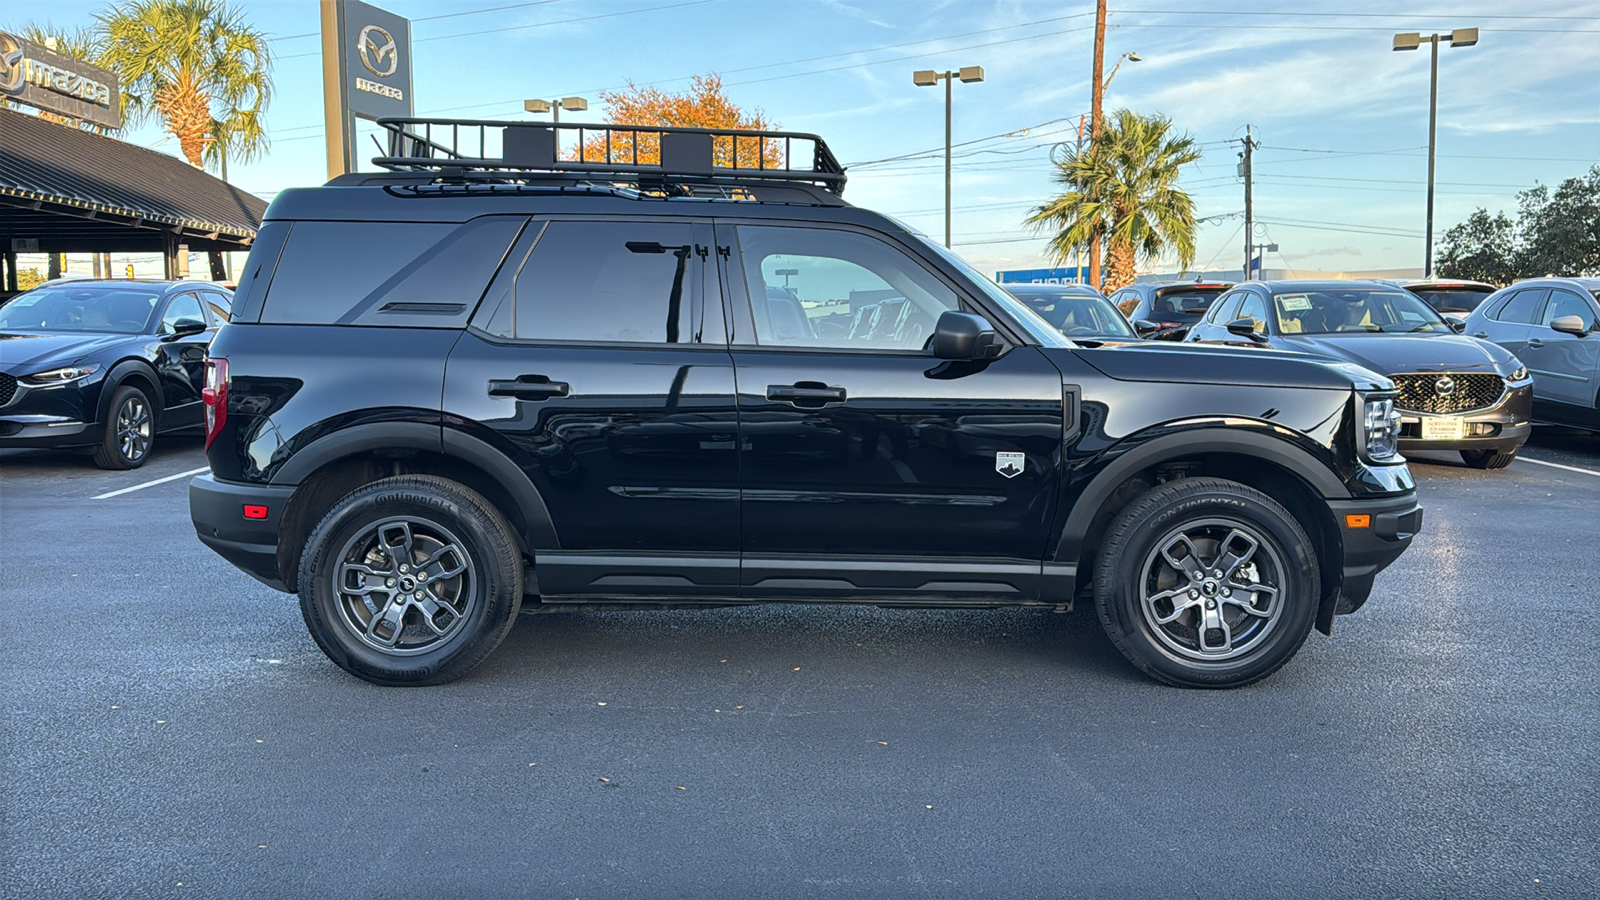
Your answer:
[371,117,847,195]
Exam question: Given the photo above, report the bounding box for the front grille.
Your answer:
[1391,372,1504,414]
[0,373,15,407]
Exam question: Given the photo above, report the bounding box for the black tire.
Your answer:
[297,475,523,686]
[1093,477,1320,688]
[1460,448,1517,469]
[92,384,154,470]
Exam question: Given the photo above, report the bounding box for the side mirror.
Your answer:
[1132,319,1160,338]
[1226,317,1268,343]
[1551,315,1591,337]
[932,311,1002,359]
[1448,320,1466,332]
[162,318,207,341]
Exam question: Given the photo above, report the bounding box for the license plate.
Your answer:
[1421,416,1465,440]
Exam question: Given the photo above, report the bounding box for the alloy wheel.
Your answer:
[1137,517,1287,662]
[116,396,152,463]
[332,517,477,655]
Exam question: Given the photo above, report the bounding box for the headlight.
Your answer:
[20,365,100,386]
[1363,397,1401,461]
[1508,366,1528,382]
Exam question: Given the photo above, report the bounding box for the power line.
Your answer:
[267,1,566,42]
[1109,22,1600,34]
[1118,8,1600,22]
[277,0,716,60]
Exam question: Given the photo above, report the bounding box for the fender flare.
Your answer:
[1053,424,1348,564]
[270,419,559,552]
[98,359,166,426]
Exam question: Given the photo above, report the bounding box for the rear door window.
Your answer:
[1492,289,1548,324]
[479,220,702,344]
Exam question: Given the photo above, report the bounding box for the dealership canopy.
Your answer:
[0,107,269,282]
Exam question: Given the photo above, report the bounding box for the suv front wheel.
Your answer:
[298,475,524,686]
[1093,477,1319,688]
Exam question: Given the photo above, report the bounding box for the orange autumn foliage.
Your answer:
[574,74,786,170]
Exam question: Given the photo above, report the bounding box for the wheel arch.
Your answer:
[1057,425,1346,633]
[98,359,164,426]
[270,422,557,593]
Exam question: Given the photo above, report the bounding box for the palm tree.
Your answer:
[1027,109,1201,292]
[97,0,271,171]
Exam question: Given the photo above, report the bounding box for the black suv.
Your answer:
[190,120,1422,688]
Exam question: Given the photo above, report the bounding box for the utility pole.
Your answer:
[1239,125,1255,280]
[1088,0,1107,289]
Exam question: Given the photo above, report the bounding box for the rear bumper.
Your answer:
[1320,492,1424,630]
[190,473,295,592]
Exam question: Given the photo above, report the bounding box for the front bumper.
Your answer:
[0,415,95,447]
[0,376,105,449]
[1396,381,1532,454]
[1321,492,1424,631]
[190,473,296,592]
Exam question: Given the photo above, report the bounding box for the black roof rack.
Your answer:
[371,117,847,196]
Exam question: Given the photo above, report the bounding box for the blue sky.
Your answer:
[13,0,1600,278]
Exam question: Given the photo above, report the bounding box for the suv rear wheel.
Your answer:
[1093,477,1319,688]
[298,475,523,686]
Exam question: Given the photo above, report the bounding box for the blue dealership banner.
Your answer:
[995,266,1086,284]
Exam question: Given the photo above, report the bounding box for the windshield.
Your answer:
[0,284,160,334]
[1272,288,1453,335]
[906,234,1072,348]
[1407,288,1493,313]
[1004,288,1136,339]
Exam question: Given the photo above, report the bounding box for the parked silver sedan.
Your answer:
[1462,277,1600,432]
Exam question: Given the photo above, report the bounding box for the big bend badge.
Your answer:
[995,451,1025,479]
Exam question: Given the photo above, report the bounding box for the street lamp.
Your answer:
[1248,242,1279,280]
[1393,27,1477,278]
[1103,51,1140,94]
[524,96,589,123]
[776,267,799,288]
[913,65,985,247]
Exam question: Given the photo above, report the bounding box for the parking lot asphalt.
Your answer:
[2,429,1597,900]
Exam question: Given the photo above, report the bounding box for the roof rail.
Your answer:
[371,117,848,196]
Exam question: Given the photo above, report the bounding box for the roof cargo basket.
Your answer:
[372,117,847,196]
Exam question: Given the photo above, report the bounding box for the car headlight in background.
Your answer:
[1508,366,1528,382]
[19,365,100,386]
[1363,397,1401,461]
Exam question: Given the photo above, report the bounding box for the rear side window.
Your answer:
[479,220,699,344]
[1491,289,1548,324]
[259,218,525,327]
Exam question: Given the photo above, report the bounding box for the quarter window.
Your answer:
[1492,289,1548,324]
[734,226,960,351]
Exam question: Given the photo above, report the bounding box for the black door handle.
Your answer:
[1526,339,1544,349]
[489,376,570,400]
[766,382,846,407]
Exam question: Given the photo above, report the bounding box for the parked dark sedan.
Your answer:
[1002,283,1142,341]
[0,279,231,468]
[1187,280,1533,468]
[1107,280,1232,341]
[1462,276,1600,432]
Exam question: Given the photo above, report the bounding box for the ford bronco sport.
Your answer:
[190,120,1422,688]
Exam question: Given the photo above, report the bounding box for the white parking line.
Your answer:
[92,466,211,500]
[1516,456,1600,478]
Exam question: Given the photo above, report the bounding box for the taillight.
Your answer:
[203,357,229,451]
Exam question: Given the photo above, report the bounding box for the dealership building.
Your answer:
[0,30,266,294]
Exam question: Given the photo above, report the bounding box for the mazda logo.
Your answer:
[357,25,397,78]
[1434,376,1456,397]
[0,33,24,93]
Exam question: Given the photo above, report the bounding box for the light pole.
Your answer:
[1393,27,1477,278]
[1247,242,1278,280]
[913,66,985,247]
[524,96,589,123]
